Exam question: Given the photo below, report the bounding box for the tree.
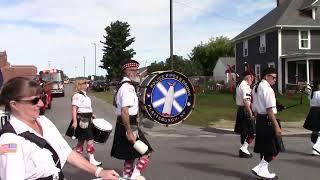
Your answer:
[147,55,201,76]
[100,21,136,79]
[190,36,234,76]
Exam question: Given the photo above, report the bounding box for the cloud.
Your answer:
[0,0,275,77]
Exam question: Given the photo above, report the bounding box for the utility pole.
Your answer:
[92,43,97,77]
[74,66,78,77]
[48,60,51,68]
[83,56,86,77]
[170,0,174,70]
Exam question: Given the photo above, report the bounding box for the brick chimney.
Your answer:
[277,0,286,6]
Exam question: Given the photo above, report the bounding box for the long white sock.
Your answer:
[89,154,101,166]
[240,142,250,154]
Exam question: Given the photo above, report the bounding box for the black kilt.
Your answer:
[254,114,285,154]
[111,116,153,160]
[65,113,94,141]
[234,106,255,135]
[303,107,320,131]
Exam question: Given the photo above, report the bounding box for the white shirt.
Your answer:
[72,91,93,113]
[236,80,252,106]
[309,90,320,107]
[252,79,277,115]
[115,77,139,116]
[0,116,72,180]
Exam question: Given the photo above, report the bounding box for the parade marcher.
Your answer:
[303,79,320,155]
[65,79,102,166]
[111,59,153,180]
[234,70,255,158]
[0,77,119,180]
[251,67,282,179]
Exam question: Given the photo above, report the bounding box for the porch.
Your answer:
[283,54,320,92]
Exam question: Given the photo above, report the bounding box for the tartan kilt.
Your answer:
[303,107,320,131]
[254,114,285,154]
[234,106,255,135]
[111,117,153,160]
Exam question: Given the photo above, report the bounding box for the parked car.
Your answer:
[91,80,109,92]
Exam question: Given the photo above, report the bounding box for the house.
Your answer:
[212,57,236,84]
[233,0,320,93]
[0,51,37,84]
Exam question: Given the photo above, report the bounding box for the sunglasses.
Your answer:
[15,96,42,105]
[268,74,277,80]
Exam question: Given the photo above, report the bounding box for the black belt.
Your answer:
[117,115,138,124]
[77,112,93,118]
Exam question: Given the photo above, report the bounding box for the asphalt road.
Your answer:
[45,84,319,180]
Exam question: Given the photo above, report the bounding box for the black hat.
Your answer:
[242,70,255,77]
[121,59,140,71]
[262,67,277,77]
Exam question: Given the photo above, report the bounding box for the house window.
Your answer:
[268,62,275,68]
[259,34,266,53]
[243,40,248,57]
[255,64,261,80]
[299,30,310,49]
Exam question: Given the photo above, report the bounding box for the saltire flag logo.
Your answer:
[143,71,195,126]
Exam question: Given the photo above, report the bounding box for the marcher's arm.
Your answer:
[121,106,136,144]
[67,151,119,179]
[71,105,78,128]
[267,107,281,136]
[243,99,253,119]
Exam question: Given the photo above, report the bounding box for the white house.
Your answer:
[212,57,236,83]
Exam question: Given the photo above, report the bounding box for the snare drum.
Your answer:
[92,118,112,143]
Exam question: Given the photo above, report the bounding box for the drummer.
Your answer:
[111,59,153,180]
[66,78,102,166]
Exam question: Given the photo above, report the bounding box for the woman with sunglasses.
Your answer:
[251,67,282,179]
[66,79,102,166]
[0,77,119,180]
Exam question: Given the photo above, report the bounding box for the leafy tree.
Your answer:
[147,55,201,76]
[190,36,234,76]
[100,21,136,79]
[147,61,168,73]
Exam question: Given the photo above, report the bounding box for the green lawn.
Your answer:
[90,90,310,128]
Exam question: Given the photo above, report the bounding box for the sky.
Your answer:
[0,0,276,78]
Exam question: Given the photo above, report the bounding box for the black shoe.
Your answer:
[257,175,278,180]
[238,149,253,158]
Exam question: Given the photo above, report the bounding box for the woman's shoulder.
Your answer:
[0,130,23,145]
[38,116,56,127]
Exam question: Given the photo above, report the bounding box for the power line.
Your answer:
[173,0,249,24]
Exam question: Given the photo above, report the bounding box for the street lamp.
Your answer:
[83,56,86,77]
[92,43,97,77]
[74,66,78,77]
[48,60,52,68]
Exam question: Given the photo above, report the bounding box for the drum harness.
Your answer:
[0,122,64,180]
[76,91,92,129]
